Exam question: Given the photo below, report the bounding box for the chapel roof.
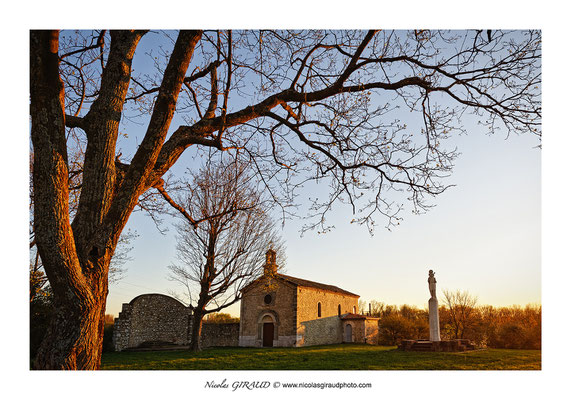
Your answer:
[276,273,359,297]
[242,272,359,297]
[340,313,378,320]
[340,313,366,320]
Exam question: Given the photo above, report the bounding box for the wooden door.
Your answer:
[263,323,274,347]
[345,324,352,343]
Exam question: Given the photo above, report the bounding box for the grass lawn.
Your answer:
[101,344,541,370]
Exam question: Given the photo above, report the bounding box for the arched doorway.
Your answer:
[262,315,274,347]
[344,324,353,343]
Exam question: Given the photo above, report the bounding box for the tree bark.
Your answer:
[30,30,201,369]
[30,30,109,369]
[33,266,109,369]
[189,307,205,352]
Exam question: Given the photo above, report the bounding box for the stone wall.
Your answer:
[296,287,358,346]
[113,294,191,351]
[296,287,358,323]
[239,278,297,347]
[113,294,243,351]
[200,323,240,348]
[298,315,342,346]
[363,318,380,345]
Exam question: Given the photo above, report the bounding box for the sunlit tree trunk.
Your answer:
[30,30,110,369]
[30,29,200,369]
[33,264,110,369]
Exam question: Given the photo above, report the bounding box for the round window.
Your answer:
[264,294,272,304]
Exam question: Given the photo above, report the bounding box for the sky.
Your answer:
[103,30,542,318]
[106,116,541,317]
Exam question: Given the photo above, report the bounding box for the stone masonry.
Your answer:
[200,322,240,348]
[239,275,298,347]
[113,294,240,351]
[296,286,360,346]
[113,294,191,351]
[114,250,381,351]
[239,249,379,347]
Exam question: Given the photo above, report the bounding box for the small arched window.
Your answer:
[338,304,341,316]
[352,306,356,314]
[318,302,322,318]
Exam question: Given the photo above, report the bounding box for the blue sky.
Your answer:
[104,30,541,317]
[106,111,540,317]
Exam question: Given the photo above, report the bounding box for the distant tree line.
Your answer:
[203,313,240,324]
[361,295,541,350]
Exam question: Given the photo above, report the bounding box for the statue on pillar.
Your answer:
[427,269,441,341]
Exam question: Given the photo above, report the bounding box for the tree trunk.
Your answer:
[30,29,201,369]
[189,308,205,352]
[33,278,108,369]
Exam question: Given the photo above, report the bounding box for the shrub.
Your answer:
[103,323,115,353]
[379,314,413,345]
[203,313,239,324]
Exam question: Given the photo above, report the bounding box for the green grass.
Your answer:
[101,344,541,370]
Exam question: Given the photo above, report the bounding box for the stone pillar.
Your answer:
[428,269,440,341]
[428,297,441,341]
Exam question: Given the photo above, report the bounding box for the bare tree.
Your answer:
[166,160,284,351]
[30,29,540,369]
[442,289,479,339]
[369,300,387,317]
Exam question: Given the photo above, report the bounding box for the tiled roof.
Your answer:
[275,273,359,297]
[340,313,367,320]
[242,273,359,297]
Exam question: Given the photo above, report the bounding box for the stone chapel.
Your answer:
[113,248,379,351]
[239,249,379,347]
